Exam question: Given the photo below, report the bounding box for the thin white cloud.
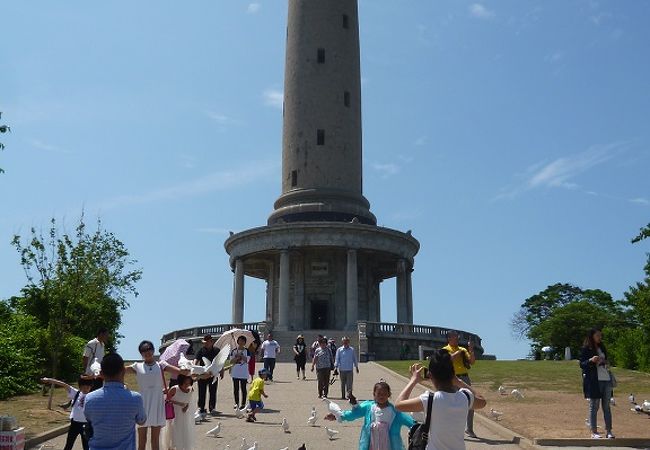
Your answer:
[247,3,261,14]
[28,138,70,153]
[414,136,427,147]
[630,198,650,205]
[469,3,495,20]
[262,89,283,109]
[371,162,400,178]
[493,141,628,200]
[205,110,231,124]
[99,161,278,210]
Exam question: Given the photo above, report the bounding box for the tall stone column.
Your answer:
[396,259,408,324]
[406,265,413,324]
[294,253,305,330]
[278,249,290,330]
[232,258,244,324]
[265,262,275,322]
[346,249,358,329]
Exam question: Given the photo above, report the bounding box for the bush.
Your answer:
[0,314,45,400]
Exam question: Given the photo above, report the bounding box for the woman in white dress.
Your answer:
[126,340,186,450]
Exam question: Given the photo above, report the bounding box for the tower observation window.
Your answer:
[317,129,325,145]
[344,91,350,107]
[317,48,325,64]
[342,14,349,29]
[291,170,298,187]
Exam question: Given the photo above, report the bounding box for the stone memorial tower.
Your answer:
[225,0,419,331]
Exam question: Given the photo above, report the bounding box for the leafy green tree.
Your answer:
[10,214,142,379]
[632,223,650,243]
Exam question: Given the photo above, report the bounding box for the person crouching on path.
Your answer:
[325,382,414,450]
[246,369,269,422]
[442,330,477,438]
[41,376,93,450]
[395,349,487,450]
[311,337,334,398]
[84,353,147,450]
[334,336,359,400]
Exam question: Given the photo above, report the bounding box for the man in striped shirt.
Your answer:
[84,353,146,450]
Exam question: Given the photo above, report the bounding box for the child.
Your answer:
[41,376,93,450]
[165,374,194,450]
[325,381,415,450]
[229,336,251,410]
[246,369,269,422]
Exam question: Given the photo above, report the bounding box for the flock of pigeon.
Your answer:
[199,397,345,450]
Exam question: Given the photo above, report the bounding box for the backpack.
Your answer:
[408,392,433,450]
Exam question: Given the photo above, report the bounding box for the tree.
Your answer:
[0,111,9,174]
[511,283,624,357]
[10,214,142,378]
[632,223,650,243]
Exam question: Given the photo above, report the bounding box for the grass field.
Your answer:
[378,359,650,394]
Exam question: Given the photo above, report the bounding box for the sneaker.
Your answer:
[591,433,601,439]
[297,376,300,380]
[606,432,615,439]
[465,430,477,439]
[233,404,239,410]
[302,376,306,380]
[209,410,218,416]
[246,416,255,423]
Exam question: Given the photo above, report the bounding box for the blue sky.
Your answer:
[1,1,648,360]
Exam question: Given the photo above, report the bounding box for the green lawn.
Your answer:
[378,360,650,394]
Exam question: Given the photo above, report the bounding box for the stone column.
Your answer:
[406,265,414,324]
[396,259,408,324]
[294,253,305,330]
[278,249,290,330]
[346,249,358,329]
[265,262,275,322]
[232,258,244,324]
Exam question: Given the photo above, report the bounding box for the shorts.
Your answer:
[249,400,264,410]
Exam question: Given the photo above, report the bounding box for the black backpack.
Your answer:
[408,392,433,450]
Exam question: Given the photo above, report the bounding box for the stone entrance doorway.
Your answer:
[310,298,329,329]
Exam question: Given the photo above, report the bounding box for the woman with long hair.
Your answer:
[395,349,486,449]
[292,335,307,380]
[580,328,615,439]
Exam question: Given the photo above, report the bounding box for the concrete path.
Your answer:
[36,361,532,450]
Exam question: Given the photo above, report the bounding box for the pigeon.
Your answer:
[224,446,230,450]
[322,397,342,419]
[206,422,222,437]
[629,393,636,404]
[488,408,503,421]
[245,443,258,450]
[281,417,290,433]
[497,385,506,395]
[238,438,247,450]
[325,427,339,440]
[610,397,616,406]
[632,404,644,413]
[178,353,192,370]
[307,413,317,426]
[311,406,317,418]
[584,418,590,428]
[511,389,524,400]
[90,358,101,376]
[194,410,202,424]
[297,445,306,450]
[235,406,246,419]
[643,400,650,412]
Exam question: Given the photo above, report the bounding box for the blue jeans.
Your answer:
[589,381,613,432]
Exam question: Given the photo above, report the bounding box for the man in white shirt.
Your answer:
[82,328,109,390]
[261,333,280,381]
[334,336,359,400]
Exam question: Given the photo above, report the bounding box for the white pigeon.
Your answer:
[307,413,317,426]
[206,344,231,383]
[238,438,247,450]
[90,358,101,376]
[610,397,616,406]
[488,408,503,421]
[235,406,246,419]
[322,397,342,420]
[632,404,643,413]
[281,417,290,433]
[511,389,524,400]
[178,353,192,370]
[629,393,636,404]
[642,400,650,412]
[193,410,202,424]
[190,365,207,376]
[245,442,258,450]
[206,422,222,437]
[311,406,317,418]
[497,385,506,395]
[584,418,590,428]
[325,427,340,440]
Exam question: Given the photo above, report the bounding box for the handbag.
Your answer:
[159,363,175,420]
[408,392,433,450]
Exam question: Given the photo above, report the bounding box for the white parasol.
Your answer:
[160,339,190,367]
[214,328,254,350]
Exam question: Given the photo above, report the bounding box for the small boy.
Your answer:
[41,376,93,450]
[246,369,269,422]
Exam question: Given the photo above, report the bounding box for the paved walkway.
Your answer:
[37,361,531,450]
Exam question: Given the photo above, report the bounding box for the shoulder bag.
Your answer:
[408,392,433,450]
[160,363,175,420]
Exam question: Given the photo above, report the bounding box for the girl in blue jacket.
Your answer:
[325,381,414,450]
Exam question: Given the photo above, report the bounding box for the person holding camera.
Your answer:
[442,330,476,438]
